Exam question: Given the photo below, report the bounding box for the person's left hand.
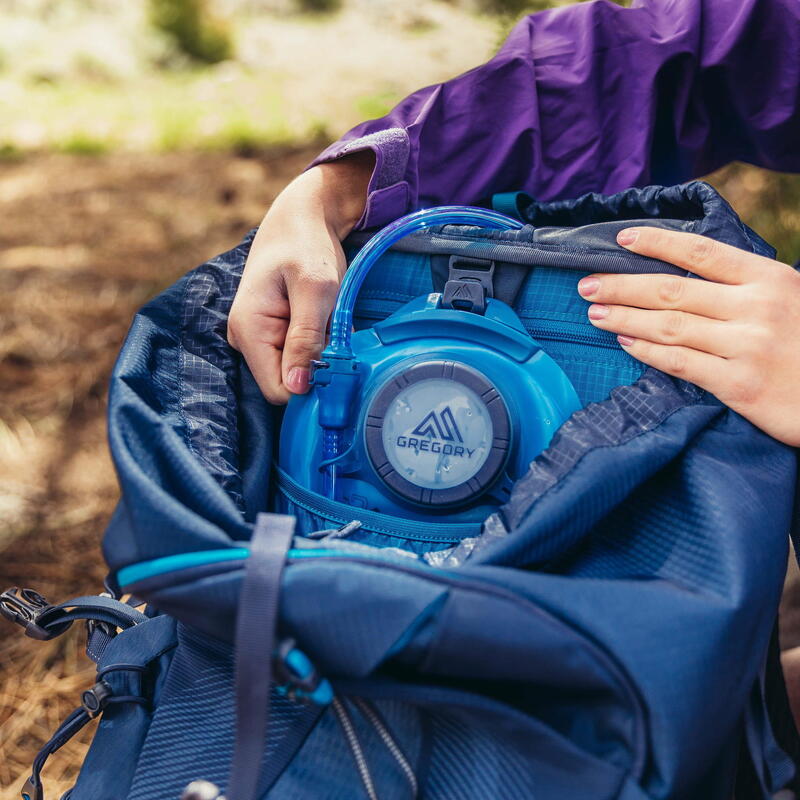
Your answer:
[577,227,800,447]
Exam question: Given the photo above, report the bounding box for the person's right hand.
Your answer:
[227,151,373,404]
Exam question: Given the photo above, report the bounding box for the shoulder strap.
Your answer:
[227,513,295,800]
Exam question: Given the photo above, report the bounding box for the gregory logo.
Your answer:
[395,406,475,458]
[411,407,463,443]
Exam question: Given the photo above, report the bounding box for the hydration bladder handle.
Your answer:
[312,206,523,499]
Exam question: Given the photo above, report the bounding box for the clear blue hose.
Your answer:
[328,206,523,356]
[319,206,524,498]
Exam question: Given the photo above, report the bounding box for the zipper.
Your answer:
[276,466,481,544]
[522,319,621,350]
[354,303,622,351]
[351,697,418,798]
[332,697,379,800]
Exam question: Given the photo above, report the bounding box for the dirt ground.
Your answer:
[0,151,799,795]
[0,147,316,795]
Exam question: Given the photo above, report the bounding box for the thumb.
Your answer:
[282,275,338,394]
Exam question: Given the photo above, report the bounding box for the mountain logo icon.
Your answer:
[411,406,464,443]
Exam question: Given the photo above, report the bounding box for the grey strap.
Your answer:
[227,513,296,800]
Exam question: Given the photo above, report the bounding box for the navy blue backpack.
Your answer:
[4,181,798,800]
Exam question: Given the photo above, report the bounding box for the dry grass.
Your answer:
[0,152,798,795]
[0,147,316,796]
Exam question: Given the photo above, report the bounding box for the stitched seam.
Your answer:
[177,274,199,462]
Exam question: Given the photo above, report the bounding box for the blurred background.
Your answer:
[0,0,798,793]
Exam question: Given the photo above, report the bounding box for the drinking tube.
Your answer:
[313,206,523,498]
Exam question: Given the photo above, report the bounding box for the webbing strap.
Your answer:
[1,588,148,663]
[227,513,296,800]
[39,595,147,630]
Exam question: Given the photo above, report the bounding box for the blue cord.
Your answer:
[315,206,523,498]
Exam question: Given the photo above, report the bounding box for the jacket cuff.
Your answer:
[308,128,413,229]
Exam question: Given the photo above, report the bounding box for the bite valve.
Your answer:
[310,353,361,431]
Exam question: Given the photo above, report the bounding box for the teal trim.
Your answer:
[117,546,385,588]
[491,191,534,220]
[117,547,250,587]
[287,548,354,559]
[118,542,440,587]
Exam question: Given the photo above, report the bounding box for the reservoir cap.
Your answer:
[365,361,510,506]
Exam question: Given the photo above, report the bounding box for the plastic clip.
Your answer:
[441,256,495,315]
[181,781,226,800]
[0,587,57,641]
[21,776,42,800]
[275,638,333,706]
[85,592,117,647]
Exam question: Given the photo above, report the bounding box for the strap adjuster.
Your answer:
[0,588,57,641]
[81,680,113,718]
[85,591,118,644]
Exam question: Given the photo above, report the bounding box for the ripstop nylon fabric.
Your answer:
[81,181,799,799]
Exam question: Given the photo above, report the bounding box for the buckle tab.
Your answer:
[0,588,56,641]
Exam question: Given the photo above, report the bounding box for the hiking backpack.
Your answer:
[3,181,798,800]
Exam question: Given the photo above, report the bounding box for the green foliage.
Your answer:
[149,0,233,65]
[481,0,629,11]
[0,142,22,161]
[479,0,555,14]
[58,133,110,156]
[707,164,800,265]
[742,173,800,264]
[295,0,342,13]
[356,90,400,121]
[488,0,631,51]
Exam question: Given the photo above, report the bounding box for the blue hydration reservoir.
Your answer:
[279,207,581,522]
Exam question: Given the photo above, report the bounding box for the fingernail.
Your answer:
[617,335,635,347]
[286,366,310,393]
[587,304,609,320]
[617,229,639,246]
[577,278,600,297]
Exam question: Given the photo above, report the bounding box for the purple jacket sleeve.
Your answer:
[309,0,800,230]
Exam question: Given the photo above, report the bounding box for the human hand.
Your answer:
[577,227,800,446]
[227,151,373,404]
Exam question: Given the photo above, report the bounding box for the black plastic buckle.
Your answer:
[441,256,495,314]
[0,587,57,641]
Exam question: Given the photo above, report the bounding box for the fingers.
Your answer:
[616,337,728,391]
[281,272,339,394]
[240,337,289,404]
[586,304,738,357]
[228,303,291,405]
[616,227,775,284]
[577,273,741,320]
